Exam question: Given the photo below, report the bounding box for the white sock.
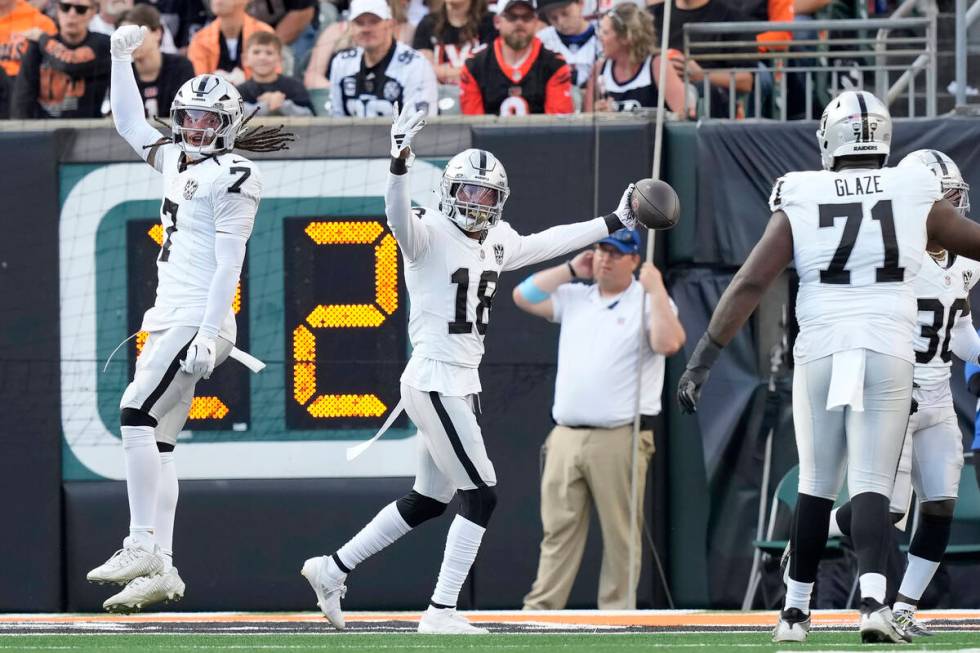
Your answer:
[893,600,917,614]
[122,425,159,547]
[431,515,485,608]
[335,502,412,571]
[897,554,940,603]
[860,572,887,603]
[784,579,814,614]
[827,507,845,538]
[156,450,179,569]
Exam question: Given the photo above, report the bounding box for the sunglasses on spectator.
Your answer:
[58,2,93,13]
[502,11,536,23]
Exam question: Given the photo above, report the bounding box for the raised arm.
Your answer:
[677,210,794,413]
[503,185,637,271]
[385,103,430,261]
[928,199,980,261]
[110,25,168,171]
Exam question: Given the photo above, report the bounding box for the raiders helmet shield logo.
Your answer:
[964,269,974,291]
[382,80,402,103]
[493,243,504,265]
[183,179,198,200]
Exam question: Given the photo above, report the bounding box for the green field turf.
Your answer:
[1,632,978,652]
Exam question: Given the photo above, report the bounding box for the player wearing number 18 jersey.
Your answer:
[86,24,290,613]
[676,90,980,644]
[300,103,638,634]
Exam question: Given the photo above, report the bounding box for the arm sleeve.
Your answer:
[111,59,167,171]
[503,218,608,271]
[385,164,430,261]
[10,41,40,119]
[544,62,573,114]
[458,60,485,115]
[199,165,262,339]
[950,304,980,365]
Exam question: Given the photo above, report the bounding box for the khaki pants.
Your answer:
[523,424,655,610]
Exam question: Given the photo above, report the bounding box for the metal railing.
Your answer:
[682,17,936,120]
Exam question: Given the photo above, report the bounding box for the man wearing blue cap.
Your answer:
[512,228,685,609]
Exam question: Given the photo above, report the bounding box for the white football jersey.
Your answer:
[328,42,438,117]
[770,165,942,364]
[912,253,980,406]
[140,144,262,343]
[395,205,607,396]
[537,25,600,88]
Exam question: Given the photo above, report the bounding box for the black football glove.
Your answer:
[677,333,723,415]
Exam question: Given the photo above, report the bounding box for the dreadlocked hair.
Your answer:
[148,109,295,154]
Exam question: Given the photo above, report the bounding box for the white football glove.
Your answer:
[390,101,426,168]
[180,333,217,379]
[110,25,147,63]
[613,183,638,230]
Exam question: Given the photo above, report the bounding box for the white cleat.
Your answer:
[893,608,934,639]
[103,567,185,613]
[86,537,165,585]
[417,605,489,634]
[860,598,907,644]
[772,607,811,643]
[301,555,347,630]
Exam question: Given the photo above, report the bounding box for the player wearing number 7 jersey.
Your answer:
[301,103,640,634]
[86,24,290,613]
[675,91,980,644]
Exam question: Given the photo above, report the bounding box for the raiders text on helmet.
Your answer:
[171,74,246,155]
[899,149,971,216]
[816,90,892,171]
[440,149,511,233]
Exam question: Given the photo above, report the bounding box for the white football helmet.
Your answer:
[440,149,510,233]
[170,74,245,155]
[816,90,892,171]
[899,149,970,215]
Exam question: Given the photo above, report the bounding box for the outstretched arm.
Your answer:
[110,25,168,171]
[677,210,793,413]
[503,185,637,271]
[385,103,430,261]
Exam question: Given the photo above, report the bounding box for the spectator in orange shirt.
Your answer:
[187,0,273,84]
[458,0,572,115]
[0,0,56,80]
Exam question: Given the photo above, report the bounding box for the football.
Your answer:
[631,178,680,230]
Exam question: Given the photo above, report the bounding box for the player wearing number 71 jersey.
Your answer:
[85,25,291,613]
[300,103,641,634]
[676,90,980,644]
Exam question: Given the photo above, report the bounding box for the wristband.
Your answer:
[686,332,723,371]
[390,157,408,175]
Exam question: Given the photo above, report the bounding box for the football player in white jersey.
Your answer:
[818,149,978,637]
[300,104,640,634]
[676,90,980,644]
[85,25,289,613]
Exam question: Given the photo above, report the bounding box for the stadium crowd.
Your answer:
[0,0,901,119]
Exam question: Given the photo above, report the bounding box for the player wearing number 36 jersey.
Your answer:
[676,90,980,644]
[86,25,291,614]
[300,103,640,635]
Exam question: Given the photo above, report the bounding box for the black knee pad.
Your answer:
[849,491,892,575]
[458,486,497,528]
[120,407,157,428]
[919,498,955,519]
[910,504,954,562]
[157,442,175,453]
[395,490,448,528]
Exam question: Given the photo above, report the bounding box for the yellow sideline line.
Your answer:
[0,611,976,627]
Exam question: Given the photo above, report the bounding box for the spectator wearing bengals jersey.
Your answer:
[0,0,56,85]
[11,0,109,118]
[459,0,571,115]
[412,0,494,84]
